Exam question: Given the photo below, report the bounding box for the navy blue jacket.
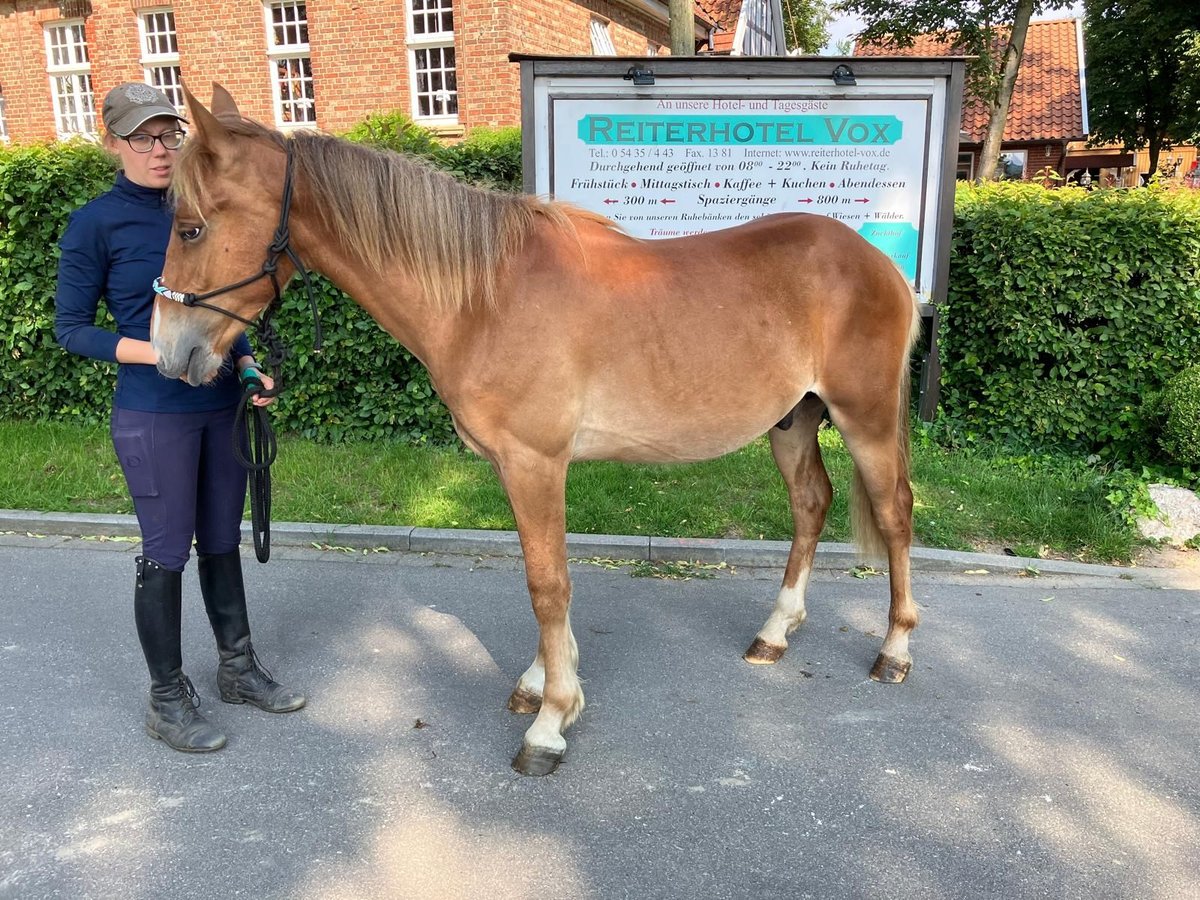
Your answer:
[55,171,252,413]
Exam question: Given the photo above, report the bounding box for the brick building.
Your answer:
[0,0,717,143]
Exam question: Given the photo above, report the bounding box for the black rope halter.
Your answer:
[152,140,324,563]
[152,140,324,371]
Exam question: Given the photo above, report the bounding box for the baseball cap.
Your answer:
[102,82,188,137]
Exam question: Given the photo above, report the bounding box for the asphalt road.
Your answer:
[1,533,1197,899]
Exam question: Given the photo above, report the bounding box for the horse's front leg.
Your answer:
[495,453,582,776]
[507,648,545,714]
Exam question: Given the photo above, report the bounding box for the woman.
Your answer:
[55,83,304,753]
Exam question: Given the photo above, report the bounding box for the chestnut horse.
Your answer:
[152,85,922,776]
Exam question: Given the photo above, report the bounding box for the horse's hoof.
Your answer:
[512,743,563,776]
[870,653,912,683]
[507,687,542,714]
[743,637,786,665]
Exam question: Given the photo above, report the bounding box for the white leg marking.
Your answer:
[879,627,912,662]
[522,612,584,749]
[516,652,545,698]
[523,719,567,755]
[756,575,810,648]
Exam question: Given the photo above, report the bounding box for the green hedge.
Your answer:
[939,181,1200,460]
[0,121,522,443]
[0,141,122,421]
[4,132,1200,459]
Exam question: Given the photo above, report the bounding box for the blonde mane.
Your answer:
[172,117,602,312]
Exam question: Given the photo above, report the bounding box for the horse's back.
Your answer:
[551,210,914,342]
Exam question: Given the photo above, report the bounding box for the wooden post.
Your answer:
[670,0,695,56]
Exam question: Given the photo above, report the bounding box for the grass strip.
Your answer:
[0,418,1141,563]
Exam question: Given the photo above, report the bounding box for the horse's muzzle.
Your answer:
[156,342,222,386]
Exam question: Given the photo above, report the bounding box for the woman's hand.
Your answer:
[238,357,276,407]
[251,371,277,407]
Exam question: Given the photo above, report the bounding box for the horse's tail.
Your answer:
[849,284,921,559]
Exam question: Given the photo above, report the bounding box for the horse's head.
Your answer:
[152,83,293,385]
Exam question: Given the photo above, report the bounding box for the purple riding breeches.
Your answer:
[110,405,247,571]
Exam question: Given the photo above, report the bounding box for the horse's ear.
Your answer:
[181,82,231,152]
[210,83,241,120]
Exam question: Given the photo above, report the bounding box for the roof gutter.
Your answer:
[611,0,712,42]
[1075,17,1089,134]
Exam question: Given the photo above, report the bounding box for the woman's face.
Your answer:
[106,115,184,190]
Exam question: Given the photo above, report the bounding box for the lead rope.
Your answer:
[235,368,276,563]
[233,306,286,563]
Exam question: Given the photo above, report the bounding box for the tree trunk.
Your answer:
[1146,136,1161,185]
[670,0,696,56]
[977,0,1036,181]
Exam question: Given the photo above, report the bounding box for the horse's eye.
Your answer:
[179,226,204,242]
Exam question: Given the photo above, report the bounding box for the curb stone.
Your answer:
[0,508,1134,578]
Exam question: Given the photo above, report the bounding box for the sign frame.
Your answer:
[511,54,966,418]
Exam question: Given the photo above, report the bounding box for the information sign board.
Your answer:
[513,56,965,414]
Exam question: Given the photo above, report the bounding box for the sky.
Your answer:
[820,2,1086,54]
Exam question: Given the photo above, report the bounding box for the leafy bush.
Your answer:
[340,111,443,159]
[341,113,522,191]
[0,141,118,425]
[1159,365,1200,465]
[939,181,1200,460]
[437,127,523,191]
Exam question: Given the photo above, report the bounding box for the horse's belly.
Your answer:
[570,417,770,463]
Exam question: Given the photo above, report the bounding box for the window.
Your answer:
[44,20,96,138]
[407,0,457,121]
[265,0,316,127]
[590,17,616,55]
[139,9,183,110]
[998,150,1027,180]
[956,151,974,181]
[0,93,8,142]
[646,42,661,57]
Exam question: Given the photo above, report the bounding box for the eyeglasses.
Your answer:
[124,130,186,153]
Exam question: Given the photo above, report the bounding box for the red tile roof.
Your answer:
[696,0,740,52]
[855,18,1086,143]
[695,0,742,30]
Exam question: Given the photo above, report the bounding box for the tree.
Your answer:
[1084,0,1200,180]
[837,0,1052,180]
[781,0,834,53]
[670,0,697,55]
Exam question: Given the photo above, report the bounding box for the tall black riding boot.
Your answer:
[198,550,305,713]
[134,556,227,752]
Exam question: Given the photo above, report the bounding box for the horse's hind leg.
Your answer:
[826,401,917,683]
[494,453,583,776]
[745,395,831,665]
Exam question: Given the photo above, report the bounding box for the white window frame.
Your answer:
[590,17,616,55]
[0,95,9,142]
[406,0,458,124]
[264,0,317,129]
[44,19,96,138]
[138,8,183,112]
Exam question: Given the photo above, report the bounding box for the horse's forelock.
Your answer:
[171,117,285,220]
